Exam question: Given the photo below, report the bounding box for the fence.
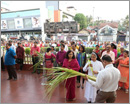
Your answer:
[2,47,37,65]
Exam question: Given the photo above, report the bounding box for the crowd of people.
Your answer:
[1,39,129,103]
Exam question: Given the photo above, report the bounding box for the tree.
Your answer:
[86,15,93,26]
[119,15,129,32]
[74,13,87,30]
[123,15,129,30]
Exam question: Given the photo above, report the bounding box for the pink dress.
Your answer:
[113,49,117,58]
[62,59,80,100]
[45,53,56,68]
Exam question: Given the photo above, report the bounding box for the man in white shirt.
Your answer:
[59,40,68,52]
[101,44,115,63]
[71,43,78,57]
[84,55,121,103]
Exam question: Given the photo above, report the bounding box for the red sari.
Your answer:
[62,59,80,100]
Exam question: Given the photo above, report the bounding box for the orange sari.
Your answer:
[118,57,129,89]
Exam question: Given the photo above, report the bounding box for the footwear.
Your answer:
[88,101,91,103]
[13,78,17,81]
[32,71,36,74]
[72,98,76,101]
[125,89,129,93]
[81,86,84,89]
[118,87,121,90]
[66,98,76,101]
[7,78,12,80]
[77,84,81,88]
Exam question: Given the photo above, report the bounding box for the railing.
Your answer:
[2,47,37,65]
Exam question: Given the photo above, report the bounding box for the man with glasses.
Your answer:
[101,44,115,63]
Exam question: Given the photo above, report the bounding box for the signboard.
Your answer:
[15,18,23,29]
[63,29,69,32]
[32,17,40,28]
[1,20,7,29]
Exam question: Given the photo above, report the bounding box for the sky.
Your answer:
[1,1,129,21]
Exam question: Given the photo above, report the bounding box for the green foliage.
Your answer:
[24,47,104,55]
[74,13,87,30]
[25,47,31,55]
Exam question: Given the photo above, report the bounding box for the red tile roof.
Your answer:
[99,22,118,29]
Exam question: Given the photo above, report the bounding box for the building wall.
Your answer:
[1,9,40,19]
[1,9,42,40]
[46,1,59,10]
[54,10,60,22]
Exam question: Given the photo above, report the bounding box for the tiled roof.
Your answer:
[99,22,118,28]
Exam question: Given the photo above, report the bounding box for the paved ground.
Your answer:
[1,70,129,103]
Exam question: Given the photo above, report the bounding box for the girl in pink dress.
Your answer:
[62,50,80,101]
[44,48,56,76]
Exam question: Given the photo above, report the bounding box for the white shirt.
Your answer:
[65,45,68,52]
[88,64,121,92]
[101,51,115,63]
[71,49,78,57]
[1,48,3,57]
[52,43,57,47]
[59,45,68,52]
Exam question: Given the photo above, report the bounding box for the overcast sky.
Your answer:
[1,1,129,21]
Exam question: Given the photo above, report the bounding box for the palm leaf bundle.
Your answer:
[29,52,44,71]
[87,60,95,77]
[42,67,96,102]
[31,52,97,102]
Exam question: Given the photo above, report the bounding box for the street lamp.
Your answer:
[93,7,95,27]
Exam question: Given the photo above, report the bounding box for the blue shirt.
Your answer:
[4,48,16,65]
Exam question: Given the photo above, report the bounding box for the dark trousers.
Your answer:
[95,91,116,103]
[6,65,17,79]
[18,59,23,70]
[32,56,40,72]
[1,56,5,71]
[77,69,85,84]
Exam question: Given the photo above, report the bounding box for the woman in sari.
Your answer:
[115,50,129,93]
[77,45,87,89]
[62,50,80,101]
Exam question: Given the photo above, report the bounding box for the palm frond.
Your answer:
[42,67,96,102]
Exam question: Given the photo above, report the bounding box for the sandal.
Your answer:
[125,89,129,93]
[118,87,121,90]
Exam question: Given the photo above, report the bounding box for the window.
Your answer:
[7,20,15,29]
[23,18,32,28]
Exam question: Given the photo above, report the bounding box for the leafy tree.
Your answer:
[123,15,129,30]
[74,13,87,29]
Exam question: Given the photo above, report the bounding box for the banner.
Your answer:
[32,17,40,28]
[1,20,7,29]
[15,18,23,29]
